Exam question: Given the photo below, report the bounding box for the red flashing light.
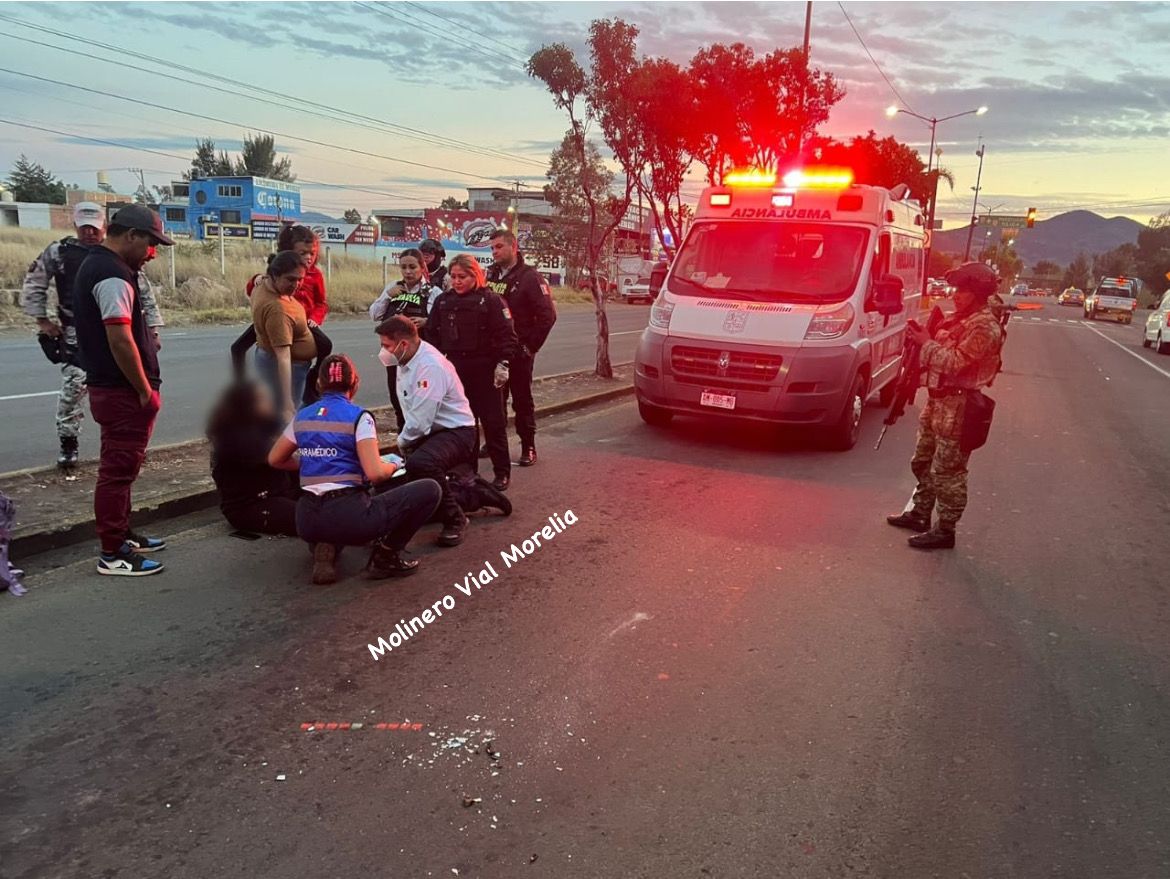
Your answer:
[782,167,854,189]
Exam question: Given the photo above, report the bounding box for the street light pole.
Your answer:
[964,141,985,262]
[886,104,988,299]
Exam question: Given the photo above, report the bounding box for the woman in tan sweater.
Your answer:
[251,251,317,423]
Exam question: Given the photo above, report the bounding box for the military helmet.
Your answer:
[944,262,1000,297]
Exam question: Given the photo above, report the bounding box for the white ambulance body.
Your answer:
[634,168,927,450]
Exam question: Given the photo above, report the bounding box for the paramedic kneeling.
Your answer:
[376,315,478,548]
[268,353,441,582]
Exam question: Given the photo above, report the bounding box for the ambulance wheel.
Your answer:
[638,399,673,427]
[825,373,865,451]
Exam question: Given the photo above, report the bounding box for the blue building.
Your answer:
[158,176,302,241]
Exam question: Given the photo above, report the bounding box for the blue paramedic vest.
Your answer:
[292,393,369,490]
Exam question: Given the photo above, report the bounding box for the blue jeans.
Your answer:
[296,481,442,549]
[255,348,310,413]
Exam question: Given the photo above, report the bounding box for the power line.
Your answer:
[0,117,438,205]
[401,1,530,61]
[0,64,514,186]
[837,2,915,113]
[355,1,526,68]
[0,14,546,170]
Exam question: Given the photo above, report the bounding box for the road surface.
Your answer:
[2,313,1169,877]
[0,305,651,472]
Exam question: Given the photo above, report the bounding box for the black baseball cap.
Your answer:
[110,204,175,246]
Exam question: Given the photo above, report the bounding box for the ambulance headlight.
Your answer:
[649,293,674,329]
[804,302,855,340]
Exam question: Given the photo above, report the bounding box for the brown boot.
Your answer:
[311,543,338,585]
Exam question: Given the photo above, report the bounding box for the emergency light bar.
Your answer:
[724,169,777,187]
[782,167,854,189]
[709,193,732,207]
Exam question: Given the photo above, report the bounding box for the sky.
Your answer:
[0,0,1167,228]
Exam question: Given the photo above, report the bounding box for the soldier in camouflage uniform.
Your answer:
[887,262,1005,549]
[21,202,165,469]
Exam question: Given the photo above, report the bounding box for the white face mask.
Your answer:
[378,345,403,368]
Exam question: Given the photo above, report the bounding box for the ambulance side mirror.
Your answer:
[649,265,667,296]
[872,274,905,316]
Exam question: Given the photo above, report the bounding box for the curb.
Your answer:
[9,382,634,559]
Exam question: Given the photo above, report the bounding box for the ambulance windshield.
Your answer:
[670,222,869,302]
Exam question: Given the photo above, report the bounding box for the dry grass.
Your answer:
[1,228,592,323]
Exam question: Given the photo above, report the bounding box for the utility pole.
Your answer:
[964,140,985,262]
[128,167,148,204]
[797,1,812,156]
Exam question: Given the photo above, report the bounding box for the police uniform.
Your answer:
[487,256,557,460]
[288,392,440,555]
[21,238,164,454]
[369,280,443,429]
[425,285,518,484]
[900,290,1005,546]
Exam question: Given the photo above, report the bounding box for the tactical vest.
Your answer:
[434,289,492,357]
[55,239,91,326]
[292,393,369,489]
[385,283,430,321]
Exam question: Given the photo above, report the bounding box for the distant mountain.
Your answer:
[936,210,1143,267]
[300,210,340,224]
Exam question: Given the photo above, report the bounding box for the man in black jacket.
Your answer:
[486,230,557,466]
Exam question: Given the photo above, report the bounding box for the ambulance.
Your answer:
[634,167,926,450]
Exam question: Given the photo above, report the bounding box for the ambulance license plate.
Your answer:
[700,390,736,410]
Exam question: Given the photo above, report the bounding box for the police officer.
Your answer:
[486,229,557,467]
[267,354,442,584]
[886,262,1006,549]
[21,201,165,470]
[368,248,443,429]
[420,238,449,291]
[425,254,517,491]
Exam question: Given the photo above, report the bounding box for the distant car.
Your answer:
[1058,287,1084,306]
[1143,289,1170,353]
[927,278,948,297]
[621,277,653,304]
[1011,283,1028,296]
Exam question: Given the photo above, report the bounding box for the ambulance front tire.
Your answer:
[824,373,865,451]
[638,399,673,427]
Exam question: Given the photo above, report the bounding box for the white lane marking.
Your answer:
[0,390,59,401]
[607,611,651,639]
[1047,318,1060,323]
[1030,317,1042,321]
[1084,324,1170,380]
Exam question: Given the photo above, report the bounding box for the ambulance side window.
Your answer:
[877,233,892,276]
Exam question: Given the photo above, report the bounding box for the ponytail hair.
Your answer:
[276,224,318,252]
[449,253,486,288]
[317,353,359,395]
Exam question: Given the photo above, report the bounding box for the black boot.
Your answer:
[364,542,420,578]
[908,525,956,550]
[476,479,512,516]
[886,510,931,532]
[438,514,469,547]
[57,436,79,470]
[518,447,537,467]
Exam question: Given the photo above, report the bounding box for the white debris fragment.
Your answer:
[276,774,286,781]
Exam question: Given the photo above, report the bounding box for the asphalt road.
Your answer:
[0,305,651,473]
[3,312,1170,877]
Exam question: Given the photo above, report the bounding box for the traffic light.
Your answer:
[1026,207,1037,228]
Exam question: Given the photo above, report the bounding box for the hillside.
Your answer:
[936,210,1143,266]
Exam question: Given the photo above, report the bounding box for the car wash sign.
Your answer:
[310,223,378,245]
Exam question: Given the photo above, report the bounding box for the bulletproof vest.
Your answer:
[386,283,429,321]
[292,393,369,489]
[55,239,91,326]
[435,290,491,357]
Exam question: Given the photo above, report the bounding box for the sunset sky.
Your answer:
[1,1,1167,227]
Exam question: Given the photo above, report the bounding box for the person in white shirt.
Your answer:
[376,315,477,547]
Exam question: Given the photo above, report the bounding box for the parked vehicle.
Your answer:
[1085,277,1138,323]
[621,277,654,304]
[1011,283,1028,296]
[1142,289,1170,354]
[634,167,924,451]
[1057,287,1084,307]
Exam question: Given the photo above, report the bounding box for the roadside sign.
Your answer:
[982,214,1028,231]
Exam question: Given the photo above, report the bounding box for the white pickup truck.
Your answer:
[1084,278,1138,324]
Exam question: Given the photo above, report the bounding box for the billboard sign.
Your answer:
[311,223,378,245]
[203,223,251,239]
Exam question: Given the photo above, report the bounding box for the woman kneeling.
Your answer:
[268,354,441,584]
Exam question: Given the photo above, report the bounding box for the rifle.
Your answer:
[874,305,945,450]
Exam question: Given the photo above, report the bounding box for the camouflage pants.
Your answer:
[909,396,972,526]
[56,363,88,441]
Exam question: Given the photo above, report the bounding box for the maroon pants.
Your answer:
[89,386,159,553]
